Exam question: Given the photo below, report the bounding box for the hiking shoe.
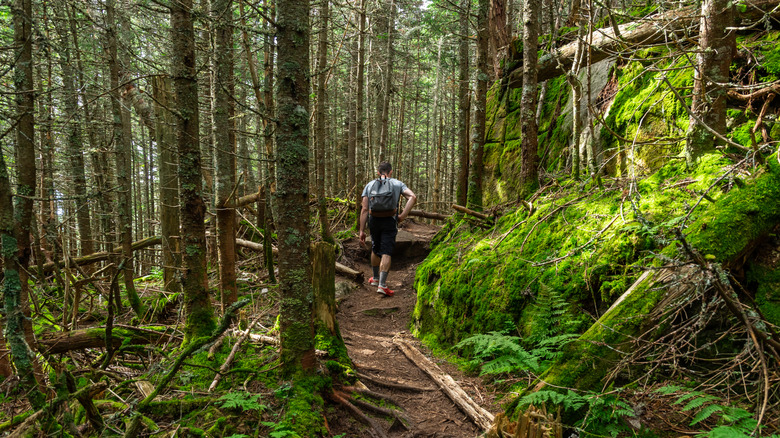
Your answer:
[368,277,379,286]
[376,285,394,297]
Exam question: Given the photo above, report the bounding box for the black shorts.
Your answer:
[369,216,397,257]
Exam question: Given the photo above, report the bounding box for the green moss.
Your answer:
[746,263,780,327]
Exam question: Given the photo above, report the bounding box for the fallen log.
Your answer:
[38,326,174,354]
[409,209,450,221]
[452,204,492,221]
[505,0,780,88]
[393,335,494,432]
[41,236,162,274]
[236,238,363,282]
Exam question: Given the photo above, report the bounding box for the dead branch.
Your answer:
[40,236,162,274]
[452,204,492,221]
[208,315,263,392]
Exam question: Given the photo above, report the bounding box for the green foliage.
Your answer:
[653,386,758,434]
[217,392,267,412]
[456,332,539,375]
[517,390,636,437]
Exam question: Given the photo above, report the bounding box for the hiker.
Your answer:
[359,162,417,296]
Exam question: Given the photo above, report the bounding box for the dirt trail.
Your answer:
[330,220,499,437]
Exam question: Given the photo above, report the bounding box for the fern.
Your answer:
[653,385,686,395]
[706,426,752,438]
[690,404,724,426]
[218,392,267,411]
[518,389,587,411]
[682,395,718,412]
[456,332,539,375]
[654,386,759,435]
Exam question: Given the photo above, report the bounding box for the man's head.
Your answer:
[377,162,392,177]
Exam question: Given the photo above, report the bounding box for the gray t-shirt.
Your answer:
[362,177,408,211]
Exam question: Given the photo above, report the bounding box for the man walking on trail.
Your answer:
[359,162,417,296]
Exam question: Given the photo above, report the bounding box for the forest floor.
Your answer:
[328,219,501,437]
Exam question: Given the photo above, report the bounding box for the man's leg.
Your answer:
[371,252,381,282]
[378,254,392,288]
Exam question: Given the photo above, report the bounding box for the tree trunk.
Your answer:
[152,77,182,293]
[52,9,95,263]
[214,0,238,309]
[519,0,540,198]
[171,0,216,343]
[456,0,470,207]
[685,0,735,166]
[355,0,366,227]
[263,0,277,283]
[12,0,45,397]
[4,0,45,404]
[467,0,489,210]
[315,0,334,243]
[106,0,143,317]
[378,0,395,163]
[276,0,315,374]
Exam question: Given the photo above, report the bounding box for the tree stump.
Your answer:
[312,242,337,334]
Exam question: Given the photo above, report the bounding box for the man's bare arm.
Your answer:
[398,188,417,222]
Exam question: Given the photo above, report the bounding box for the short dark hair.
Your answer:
[378,162,392,175]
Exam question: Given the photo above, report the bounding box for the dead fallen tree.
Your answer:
[393,334,495,432]
[235,238,363,282]
[38,325,177,354]
[452,204,492,221]
[409,209,450,221]
[41,236,162,274]
[505,0,780,88]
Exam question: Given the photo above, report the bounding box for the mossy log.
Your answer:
[537,155,780,391]
[505,0,780,88]
[40,236,162,274]
[38,326,172,354]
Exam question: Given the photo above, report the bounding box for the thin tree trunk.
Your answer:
[519,0,540,198]
[153,77,182,294]
[262,0,276,283]
[467,0,489,210]
[171,0,216,343]
[316,0,334,243]
[685,0,735,165]
[106,0,143,317]
[214,0,238,309]
[456,0,470,207]
[355,0,366,227]
[378,0,395,163]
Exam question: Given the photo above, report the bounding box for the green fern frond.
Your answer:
[706,426,751,438]
[672,391,703,405]
[690,404,723,426]
[682,395,717,411]
[653,385,685,395]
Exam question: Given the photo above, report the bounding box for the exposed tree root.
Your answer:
[355,371,435,392]
[329,390,388,438]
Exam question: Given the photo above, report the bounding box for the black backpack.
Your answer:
[368,178,397,216]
